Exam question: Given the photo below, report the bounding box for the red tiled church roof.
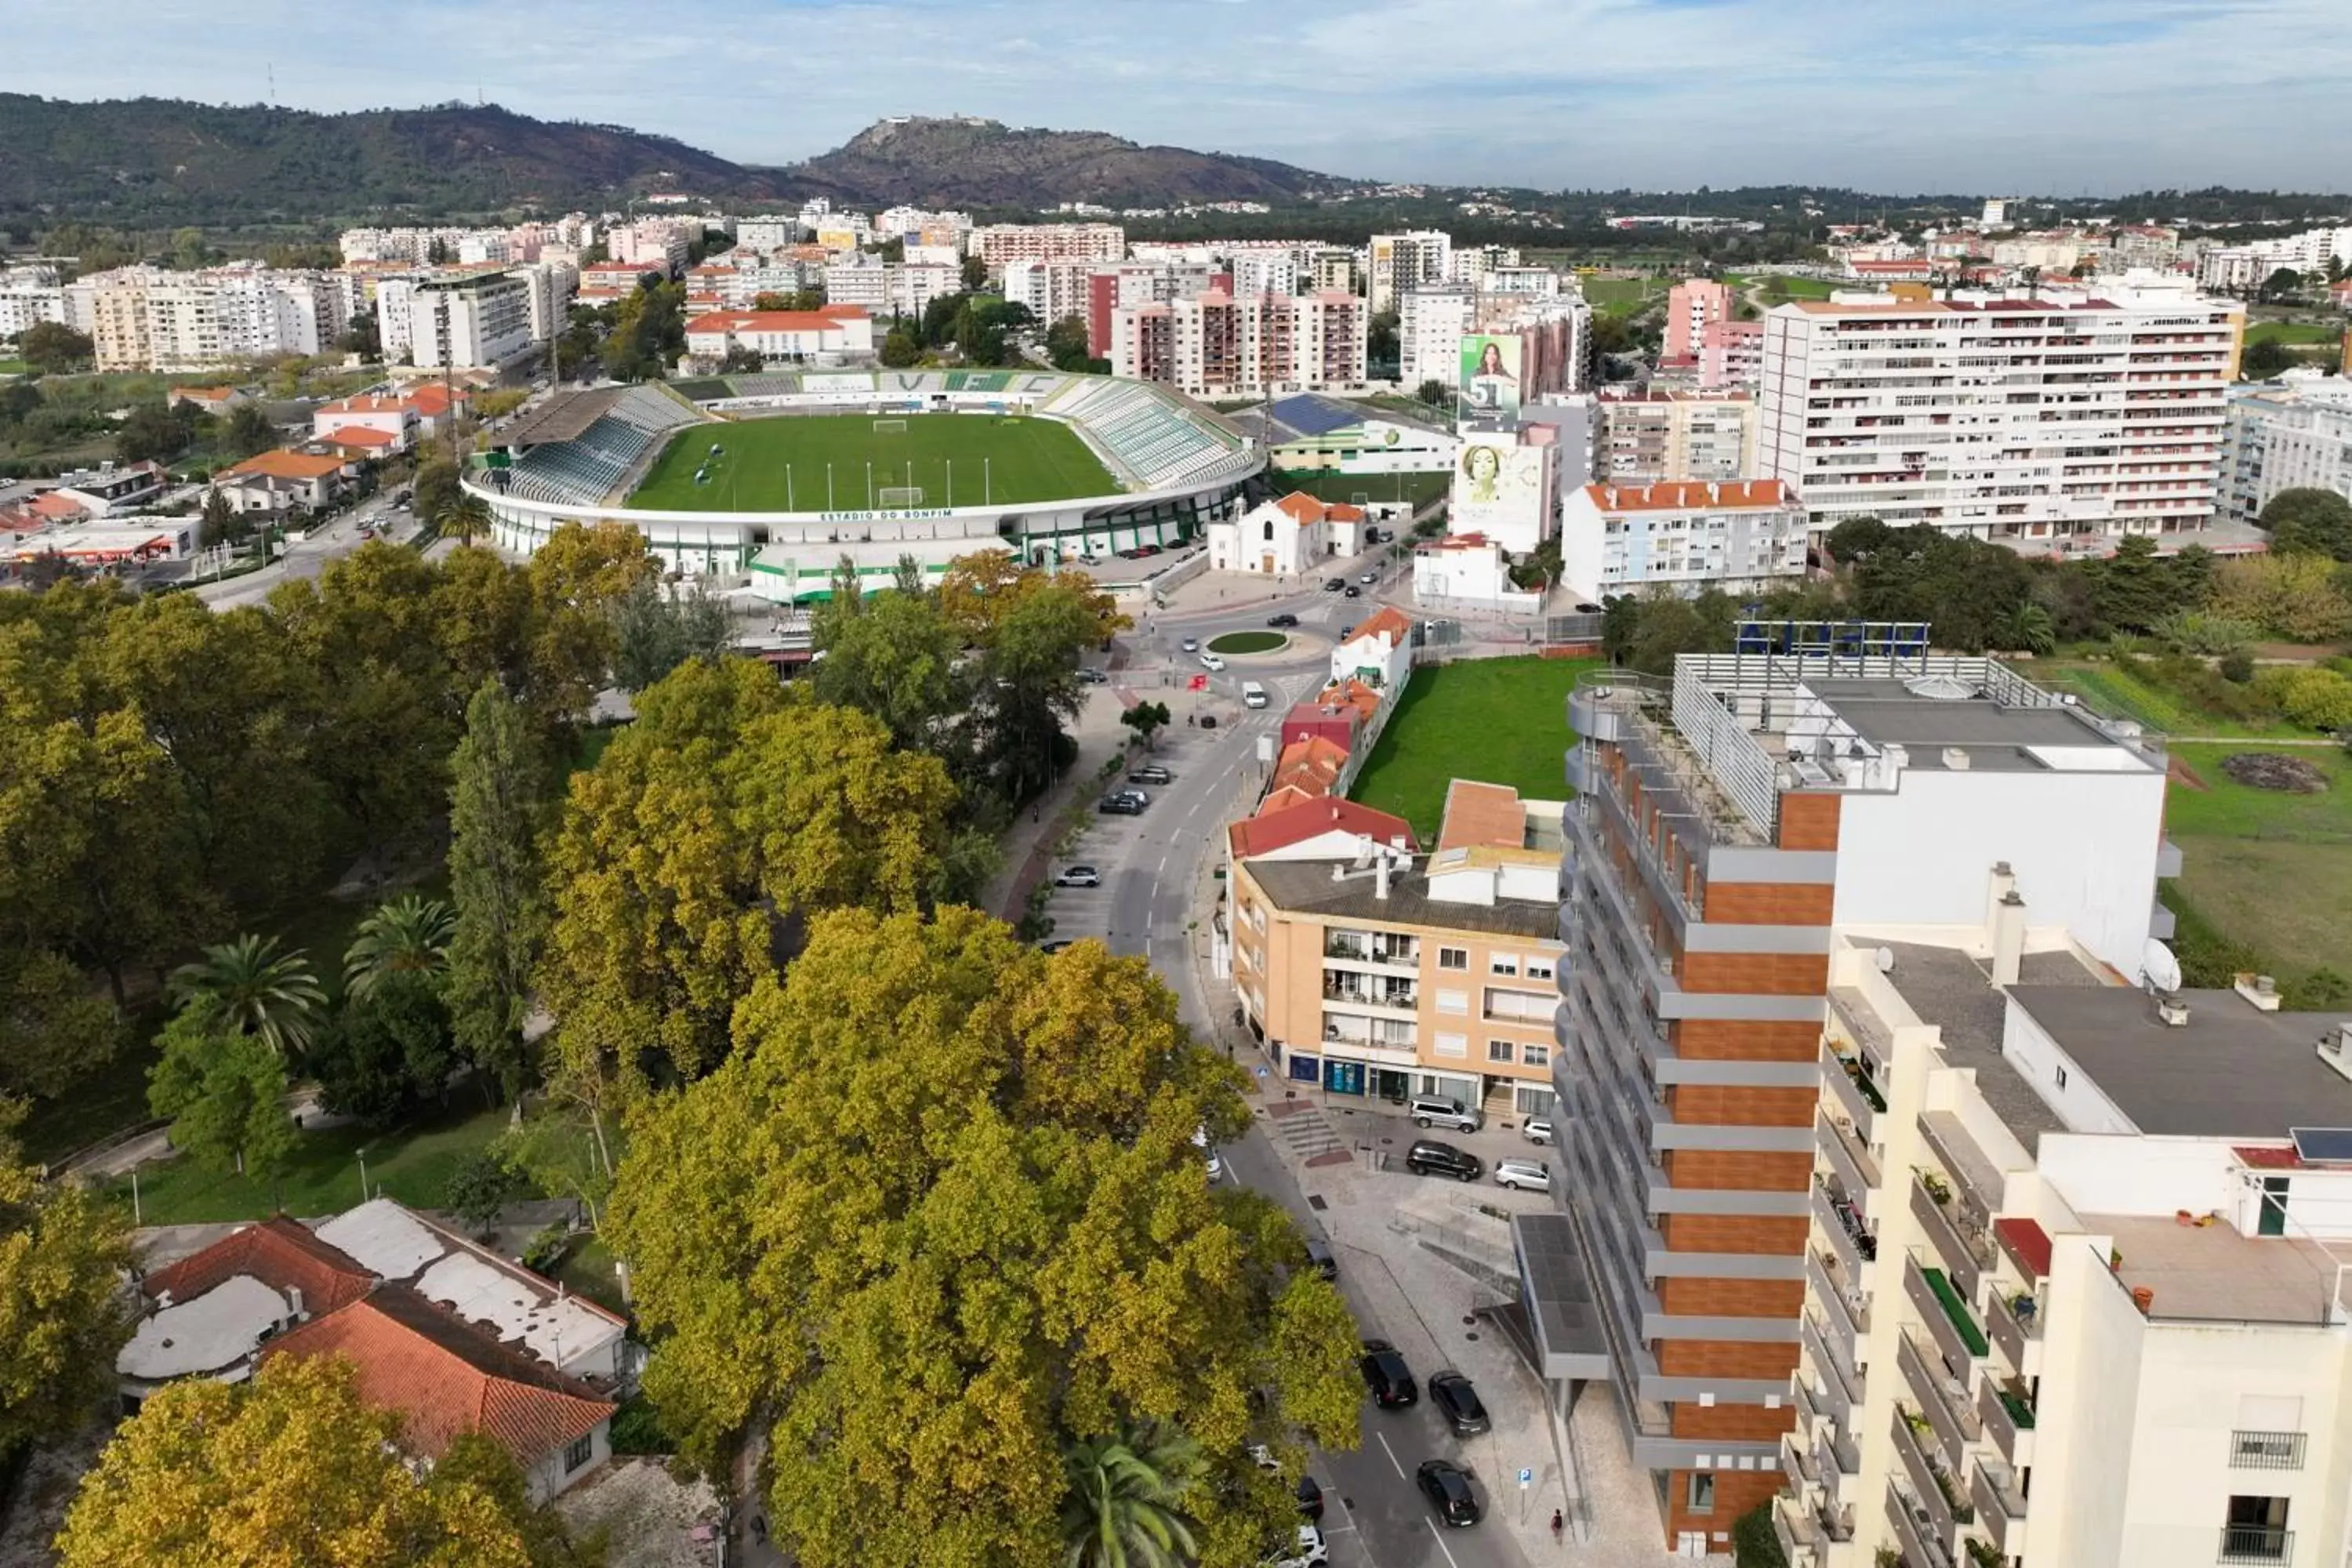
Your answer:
[142,1216,375,1315]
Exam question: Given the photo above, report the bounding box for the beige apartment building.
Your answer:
[1229,782,1563,1116]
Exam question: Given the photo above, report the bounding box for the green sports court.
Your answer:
[626,412,1123,512]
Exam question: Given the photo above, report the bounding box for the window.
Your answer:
[2055,1064,2068,1090]
[1263,520,1275,541]
[1438,946,1468,971]
[1686,1472,1715,1515]
[564,1433,594,1473]
[1523,1043,1549,1069]
[1490,954,1519,976]
[1487,1040,1515,1063]
[2223,1496,2290,1563]
[1515,1084,1555,1115]
[1525,957,1555,981]
[1436,989,1468,1016]
[1433,1033,1468,1058]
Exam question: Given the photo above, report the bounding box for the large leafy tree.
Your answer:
[1062,1425,1203,1568]
[310,971,456,1129]
[53,1356,535,1568]
[343,894,456,997]
[611,576,733,693]
[0,948,121,1100]
[147,1000,296,1182]
[446,681,551,1101]
[0,1101,132,1462]
[2261,487,2352,562]
[169,935,327,1058]
[606,908,1360,1568]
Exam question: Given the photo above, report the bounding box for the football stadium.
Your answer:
[467,369,1262,602]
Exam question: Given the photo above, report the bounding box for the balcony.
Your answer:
[1818,1110,1882,1200]
[1823,1044,1882,1138]
[1897,1328,1980,1469]
[1970,1456,2027,1555]
[1809,1248,1871,1356]
[1815,1178,1878,1278]
[1773,1497,1824,1568]
[2230,1430,2307,1470]
[1911,1176,1994,1301]
[1321,979,1418,1016]
[1892,1406,1973,1542]
[1887,1480,1956,1568]
[1906,1251,1988,1367]
[1781,1431,1820,1490]
[1977,1375,2038,1466]
[1918,1112,2002,1235]
[1985,1285,2043,1377]
[2220,1527,2293,1565]
[1323,932,1421,970]
[1801,1312,1866,1428]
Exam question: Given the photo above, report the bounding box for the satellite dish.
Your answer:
[1875,947,1896,975]
[2143,938,2183,996]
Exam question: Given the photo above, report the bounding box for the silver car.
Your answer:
[1494,1158,1551,1192]
[1523,1116,1553,1145]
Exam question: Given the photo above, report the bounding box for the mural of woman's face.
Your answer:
[1466,446,1500,482]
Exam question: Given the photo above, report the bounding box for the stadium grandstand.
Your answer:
[467,370,1265,601]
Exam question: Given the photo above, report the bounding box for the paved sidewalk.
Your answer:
[978,681,1135,922]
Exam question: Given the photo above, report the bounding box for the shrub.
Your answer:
[608,1395,673,1454]
[2210,554,2352,644]
[520,1222,573,1275]
[2151,608,2260,655]
[1731,1502,1788,1568]
[2254,666,2352,731]
[2219,648,2256,684]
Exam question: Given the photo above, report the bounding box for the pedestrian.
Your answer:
[1550,1508,1563,1541]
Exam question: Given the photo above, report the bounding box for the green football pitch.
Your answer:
[626,413,1122,512]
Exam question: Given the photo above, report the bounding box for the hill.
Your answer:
[0,95,793,227]
[775,116,1348,210]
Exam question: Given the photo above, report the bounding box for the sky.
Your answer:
[11,0,2351,194]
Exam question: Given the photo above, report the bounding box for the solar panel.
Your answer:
[1267,395,1359,439]
[2290,1127,2352,1163]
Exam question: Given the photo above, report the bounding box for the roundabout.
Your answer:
[1206,630,1291,656]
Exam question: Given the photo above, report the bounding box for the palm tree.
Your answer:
[169,935,328,1057]
[1060,1425,1202,1568]
[343,895,456,998]
[444,490,493,546]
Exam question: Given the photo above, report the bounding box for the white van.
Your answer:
[1241,681,1269,710]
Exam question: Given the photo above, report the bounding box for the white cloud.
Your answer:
[6,0,2349,190]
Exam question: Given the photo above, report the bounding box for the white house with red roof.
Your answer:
[683,305,874,365]
[1330,604,1414,692]
[1411,531,1540,614]
[313,393,419,452]
[1207,492,1363,577]
[1559,478,1809,598]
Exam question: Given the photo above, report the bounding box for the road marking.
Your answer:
[1423,1521,1463,1568]
[1376,1432,1406,1480]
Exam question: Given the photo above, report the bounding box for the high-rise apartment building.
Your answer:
[2220,379,2352,524]
[1370,230,1454,314]
[1399,285,1475,390]
[1758,287,2240,542]
[1595,390,1759,485]
[1523,633,2171,1550]
[1111,291,1367,397]
[73,264,351,372]
[1664,280,1737,363]
[967,223,1126,274]
[409,272,535,370]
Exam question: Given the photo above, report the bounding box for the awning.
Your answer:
[1512,1212,1611,1381]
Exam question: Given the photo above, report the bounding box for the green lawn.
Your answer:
[1273,469,1450,508]
[1578,277,1664,315]
[104,1099,514,1225]
[1349,656,1600,842]
[2167,741,2352,994]
[1207,630,1287,655]
[2018,659,2309,741]
[2245,321,2341,348]
[628,412,1120,512]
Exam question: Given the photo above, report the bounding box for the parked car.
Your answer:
[1267,1523,1328,1568]
[1411,1094,1483,1133]
[1054,866,1102,887]
[1193,1126,1222,1181]
[1076,666,1109,684]
[1428,1372,1491,1436]
[1115,786,1150,806]
[1180,637,1200,652]
[1405,1140,1482,1182]
[1494,1158,1550,1192]
[1246,1442,1280,1472]
[1128,764,1173,785]
[1358,569,1379,583]
[1416,1460,1482,1527]
[1357,1339,1418,1407]
[1294,1475,1324,1521]
[1038,938,1077,955]
[1323,576,1345,591]
[1268,612,1299,628]
[1523,1116,1554,1145]
[1098,795,1144,815]
[1199,714,1218,728]
[1343,585,1362,598]
[1200,652,1227,672]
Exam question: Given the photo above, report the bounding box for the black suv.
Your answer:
[1428,1372,1490,1436]
[1416,1461,1480,1527]
[1098,795,1143,816]
[1405,1140,1483,1181]
[1357,1339,1418,1407]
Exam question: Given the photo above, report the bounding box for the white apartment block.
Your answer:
[1595,390,1759,484]
[0,283,67,342]
[1369,230,1452,314]
[1399,287,1593,403]
[2221,379,2352,524]
[1000,260,1100,328]
[1228,249,1301,298]
[735,217,804,252]
[1399,285,1475,391]
[409,273,535,371]
[1110,290,1368,398]
[2198,227,2352,294]
[1559,477,1806,596]
[823,254,956,319]
[968,223,1125,274]
[682,306,875,365]
[73,264,351,372]
[1758,287,2239,542]
[608,221,693,276]
[1786,907,2352,1568]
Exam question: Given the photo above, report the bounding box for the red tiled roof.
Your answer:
[1436,780,1525,852]
[143,1216,375,1315]
[1581,480,1792,512]
[323,426,397,450]
[265,1287,613,1466]
[687,307,869,335]
[1312,677,1383,725]
[1345,606,1413,646]
[1228,795,1416,858]
[1272,492,1364,526]
[223,449,348,481]
[2234,1144,2305,1170]
[1269,735,1350,800]
[397,384,469,417]
[321,394,407,415]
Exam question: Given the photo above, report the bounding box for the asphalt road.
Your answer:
[1042,548,1533,1568]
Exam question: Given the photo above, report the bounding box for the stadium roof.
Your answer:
[1259,393,1449,445]
[504,389,622,448]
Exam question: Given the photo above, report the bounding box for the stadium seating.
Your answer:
[509,388,707,506]
[1041,377,1251,492]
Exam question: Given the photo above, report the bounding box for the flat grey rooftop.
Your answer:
[1247,858,1560,941]
[2007,985,2352,1139]
[1808,677,2150,772]
[1512,1211,1612,1381]
[1881,942,2103,1144]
